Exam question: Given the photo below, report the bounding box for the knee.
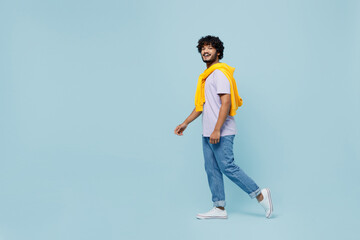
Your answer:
[220,162,239,176]
[205,162,221,175]
[204,162,215,174]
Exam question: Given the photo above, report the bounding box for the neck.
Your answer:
[206,59,220,69]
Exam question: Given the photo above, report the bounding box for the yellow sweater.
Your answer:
[195,62,243,116]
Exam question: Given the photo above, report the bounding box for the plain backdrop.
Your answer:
[1,0,359,239]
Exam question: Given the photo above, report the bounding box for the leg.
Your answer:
[256,193,264,202]
[202,136,226,207]
[211,135,261,199]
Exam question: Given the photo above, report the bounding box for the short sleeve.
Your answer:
[214,69,230,94]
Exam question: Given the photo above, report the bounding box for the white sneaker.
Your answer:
[196,207,228,219]
[259,188,273,218]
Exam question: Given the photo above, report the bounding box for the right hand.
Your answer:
[174,123,188,136]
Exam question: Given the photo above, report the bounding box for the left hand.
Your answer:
[209,130,220,144]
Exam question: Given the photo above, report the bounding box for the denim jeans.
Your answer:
[202,135,261,207]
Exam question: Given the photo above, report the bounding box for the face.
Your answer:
[201,44,220,63]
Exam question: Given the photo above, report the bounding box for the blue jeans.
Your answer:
[202,135,261,207]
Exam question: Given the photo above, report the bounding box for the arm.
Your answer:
[209,94,231,144]
[174,107,202,136]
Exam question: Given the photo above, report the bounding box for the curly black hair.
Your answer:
[196,35,224,60]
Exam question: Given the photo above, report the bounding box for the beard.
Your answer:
[202,51,218,63]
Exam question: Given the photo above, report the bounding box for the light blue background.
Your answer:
[1,0,359,239]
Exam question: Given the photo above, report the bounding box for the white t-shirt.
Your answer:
[202,69,237,137]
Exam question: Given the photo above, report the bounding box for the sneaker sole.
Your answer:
[265,188,273,218]
[196,215,228,220]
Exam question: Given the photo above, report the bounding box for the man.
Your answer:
[174,35,273,219]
